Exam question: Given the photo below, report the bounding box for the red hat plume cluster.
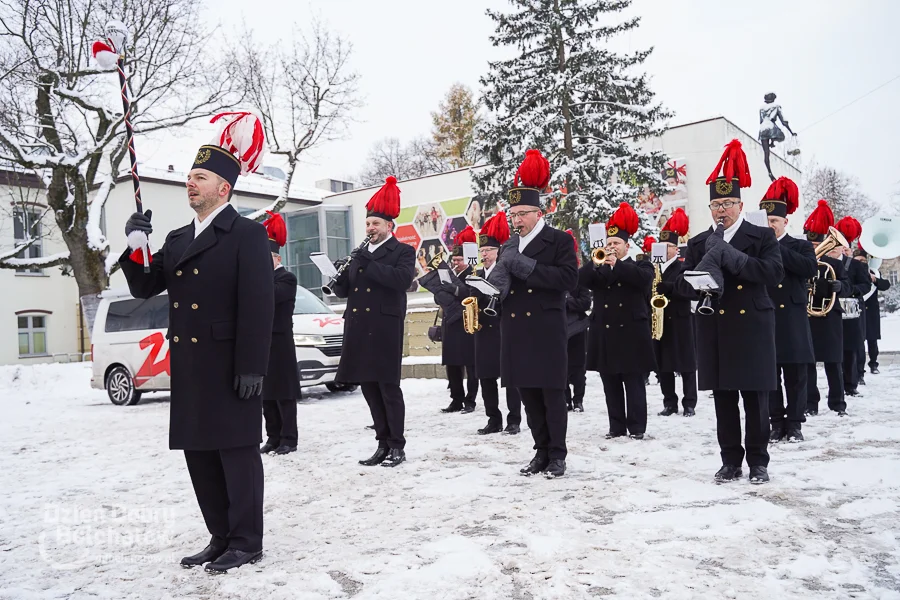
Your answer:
[262,211,287,247]
[455,225,477,247]
[662,207,689,237]
[763,177,800,215]
[366,176,401,219]
[607,202,640,236]
[803,199,834,235]
[706,139,752,188]
[480,211,510,245]
[836,216,862,243]
[642,236,656,254]
[514,149,551,189]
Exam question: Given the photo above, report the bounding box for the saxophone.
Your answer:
[650,262,669,341]
[462,296,481,334]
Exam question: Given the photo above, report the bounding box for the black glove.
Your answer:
[333,257,349,270]
[705,229,725,253]
[125,209,153,236]
[830,280,843,293]
[655,281,674,295]
[355,250,373,265]
[233,374,264,400]
[439,282,460,297]
[719,244,748,274]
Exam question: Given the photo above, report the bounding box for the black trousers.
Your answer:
[360,382,405,449]
[183,446,264,553]
[446,365,479,408]
[843,349,859,391]
[565,332,587,405]
[262,399,297,447]
[856,335,868,380]
[770,364,809,429]
[601,373,647,435]
[480,378,522,426]
[808,363,846,412]
[659,371,697,410]
[867,338,880,369]
[518,387,567,460]
[712,390,769,468]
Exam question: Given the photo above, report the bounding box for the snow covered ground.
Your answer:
[1,362,899,599]
[880,313,900,352]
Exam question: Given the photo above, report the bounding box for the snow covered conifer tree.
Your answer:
[473,0,671,242]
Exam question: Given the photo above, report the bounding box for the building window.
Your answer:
[325,210,351,263]
[18,315,48,357]
[236,207,256,217]
[13,207,42,274]
[285,211,321,295]
[889,270,899,286]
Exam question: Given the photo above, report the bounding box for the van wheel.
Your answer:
[107,366,142,406]
[326,382,358,393]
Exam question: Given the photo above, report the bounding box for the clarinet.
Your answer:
[322,235,372,296]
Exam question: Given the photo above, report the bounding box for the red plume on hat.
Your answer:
[480,211,510,244]
[803,199,834,235]
[642,236,656,254]
[607,202,640,236]
[262,211,287,247]
[662,207,689,237]
[564,228,579,254]
[706,139,752,188]
[366,176,401,220]
[514,149,551,189]
[836,216,862,244]
[763,177,799,215]
[455,225,477,247]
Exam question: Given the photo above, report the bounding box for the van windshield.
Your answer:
[293,286,333,315]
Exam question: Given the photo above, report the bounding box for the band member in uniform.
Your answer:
[422,227,480,413]
[564,229,591,413]
[120,113,274,572]
[804,200,851,416]
[835,217,870,397]
[260,212,301,455]
[652,208,699,417]
[332,177,417,467]
[760,178,817,442]
[497,150,577,477]
[470,212,522,434]
[856,248,892,375]
[680,139,784,484]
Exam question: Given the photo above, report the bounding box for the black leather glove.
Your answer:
[125,209,153,236]
[830,280,843,293]
[440,282,460,297]
[655,281,674,295]
[233,374,264,400]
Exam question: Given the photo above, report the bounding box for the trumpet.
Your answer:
[322,235,371,296]
[591,246,608,266]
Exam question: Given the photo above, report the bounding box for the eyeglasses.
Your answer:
[509,209,541,220]
[709,201,739,211]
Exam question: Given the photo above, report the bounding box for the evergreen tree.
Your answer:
[431,83,480,169]
[473,0,671,242]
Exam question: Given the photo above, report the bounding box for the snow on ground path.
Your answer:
[0,363,899,599]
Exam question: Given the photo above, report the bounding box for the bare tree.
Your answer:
[0,0,239,310]
[232,20,360,219]
[358,136,450,187]
[803,161,878,222]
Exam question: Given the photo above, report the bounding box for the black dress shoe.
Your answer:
[544,459,566,478]
[846,388,859,397]
[566,401,573,411]
[359,448,389,466]
[381,448,406,467]
[520,452,550,476]
[786,429,804,443]
[714,465,743,483]
[504,424,520,435]
[683,407,696,417]
[478,421,503,435]
[460,405,476,414]
[658,406,678,416]
[749,466,770,484]
[805,408,819,416]
[573,402,584,412]
[180,543,227,568]
[838,410,848,417]
[273,444,297,455]
[204,548,263,574]
[259,442,278,454]
[629,433,644,440]
[365,424,375,430]
[769,426,785,443]
[441,404,463,413]
[605,431,627,439]
[858,376,866,386]
[871,367,880,375]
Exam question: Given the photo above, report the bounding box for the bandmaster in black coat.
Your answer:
[682,220,784,391]
[809,255,851,363]
[652,258,698,373]
[499,225,578,389]
[580,257,657,375]
[119,205,275,451]
[333,236,417,385]
[263,266,301,401]
[768,235,817,364]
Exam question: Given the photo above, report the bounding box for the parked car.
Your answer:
[90,286,352,406]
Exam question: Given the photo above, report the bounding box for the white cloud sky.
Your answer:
[139,0,900,206]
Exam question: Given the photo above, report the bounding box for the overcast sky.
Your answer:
[141,0,900,206]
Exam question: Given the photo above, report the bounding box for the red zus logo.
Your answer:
[134,332,170,386]
[312,317,343,328]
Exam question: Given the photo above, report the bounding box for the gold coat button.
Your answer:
[367,288,371,292]
[173,302,179,308]
[619,303,623,307]
[737,285,743,290]
[192,303,198,310]
[173,336,179,342]
[740,309,746,315]
[191,337,198,343]
[719,310,725,315]
[605,324,610,329]
[354,287,358,292]
[620,324,624,328]
[352,308,357,312]
[358,268,363,273]
[510,290,515,294]
[617,283,622,287]
[778,284,783,289]
[780,304,785,308]
[176,270,182,277]
[604,304,608,308]
[526,311,531,316]
[366,308,370,312]
[511,313,516,318]
[193,269,199,275]
[528,289,533,293]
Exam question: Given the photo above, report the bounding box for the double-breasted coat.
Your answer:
[809,255,851,363]
[842,256,871,349]
[499,224,578,389]
[420,266,476,367]
[580,257,657,375]
[652,258,698,373]
[767,235,817,364]
[681,221,784,391]
[470,267,502,380]
[565,283,592,369]
[263,266,301,401]
[333,236,416,386]
[119,204,275,451]
[865,273,892,340]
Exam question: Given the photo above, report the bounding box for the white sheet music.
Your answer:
[309,252,338,278]
[465,275,500,296]
[683,271,719,291]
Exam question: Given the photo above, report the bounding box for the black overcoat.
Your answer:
[580,257,657,375]
[470,268,502,380]
[333,236,416,385]
[809,255,851,363]
[653,259,699,373]
[499,224,578,389]
[865,274,892,340]
[119,205,274,451]
[420,266,476,366]
[842,257,871,349]
[681,221,784,391]
[767,235,817,364]
[565,284,592,338]
[263,267,301,401]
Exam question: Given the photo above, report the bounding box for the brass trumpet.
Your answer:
[590,246,608,265]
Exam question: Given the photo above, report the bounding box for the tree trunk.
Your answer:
[554,0,581,247]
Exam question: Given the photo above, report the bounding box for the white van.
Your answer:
[90,286,352,405]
